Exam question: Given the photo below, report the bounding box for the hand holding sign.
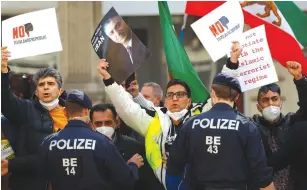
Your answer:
[236,25,278,92]
[97,59,111,80]
[1,47,11,73]
[230,41,243,63]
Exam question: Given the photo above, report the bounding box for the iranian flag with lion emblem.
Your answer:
[185,1,307,76]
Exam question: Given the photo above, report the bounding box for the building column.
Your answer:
[57,1,107,104]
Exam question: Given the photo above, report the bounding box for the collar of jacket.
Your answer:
[66,120,90,129]
[212,102,234,110]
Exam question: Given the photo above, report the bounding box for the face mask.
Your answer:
[96,126,115,139]
[167,109,188,121]
[39,98,59,111]
[261,105,281,122]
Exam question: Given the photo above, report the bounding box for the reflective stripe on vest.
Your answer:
[145,108,201,171]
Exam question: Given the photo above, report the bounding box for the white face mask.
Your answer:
[39,98,59,111]
[261,105,281,122]
[167,109,188,121]
[96,126,115,139]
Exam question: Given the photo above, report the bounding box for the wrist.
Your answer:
[103,73,111,80]
[294,74,303,80]
[230,57,238,64]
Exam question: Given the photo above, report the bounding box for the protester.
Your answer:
[96,41,241,187]
[228,60,307,189]
[267,120,307,190]
[90,103,164,190]
[166,73,274,190]
[121,79,164,143]
[141,82,164,107]
[1,46,67,190]
[38,90,142,190]
[1,72,34,190]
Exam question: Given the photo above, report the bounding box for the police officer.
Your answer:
[39,90,143,190]
[166,73,274,190]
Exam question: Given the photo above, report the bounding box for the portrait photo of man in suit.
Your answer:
[102,10,150,66]
[92,8,151,84]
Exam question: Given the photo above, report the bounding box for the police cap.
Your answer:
[66,90,92,109]
[212,73,241,93]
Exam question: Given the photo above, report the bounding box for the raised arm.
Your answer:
[97,59,154,136]
[1,47,28,126]
[286,61,307,123]
[220,41,242,77]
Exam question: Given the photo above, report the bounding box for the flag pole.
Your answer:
[179,13,188,43]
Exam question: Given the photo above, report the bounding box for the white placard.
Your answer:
[2,8,62,60]
[237,25,278,92]
[191,1,244,62]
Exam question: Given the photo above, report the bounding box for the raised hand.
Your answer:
[1,47,11,73]
[230,41,242,64]
[97,59,111,80]
[286,61,302,80]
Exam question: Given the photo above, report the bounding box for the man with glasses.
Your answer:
[96,41,241,188]
[229,60,307,189]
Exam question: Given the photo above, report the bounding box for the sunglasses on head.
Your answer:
[258,83,280,94]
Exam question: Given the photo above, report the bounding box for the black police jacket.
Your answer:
[39,120,139,190]
[167,103,273,189]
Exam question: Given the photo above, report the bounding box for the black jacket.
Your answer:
[39,120,138,190]
[1,72,65,190]
[113,130,165,190]
[167,103,273,189]
[252,75,307,157]
[267,121,307,190]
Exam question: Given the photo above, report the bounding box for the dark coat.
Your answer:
[39,120,138,190]
[268,121,307,190]
[106,33,151,84]
[1,72,65,190]
[113,130,164,190]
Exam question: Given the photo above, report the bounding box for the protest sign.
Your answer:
[191,1,244,62]
[2,8,62,60]
[91,7,151,84]
[237,25,278,92]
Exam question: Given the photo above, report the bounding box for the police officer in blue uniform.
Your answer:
[39,90,142,190]
[166,73,274,190]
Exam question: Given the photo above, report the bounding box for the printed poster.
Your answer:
[91,7,151,84]
[2,8,62,60]
[191,1,244,62]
